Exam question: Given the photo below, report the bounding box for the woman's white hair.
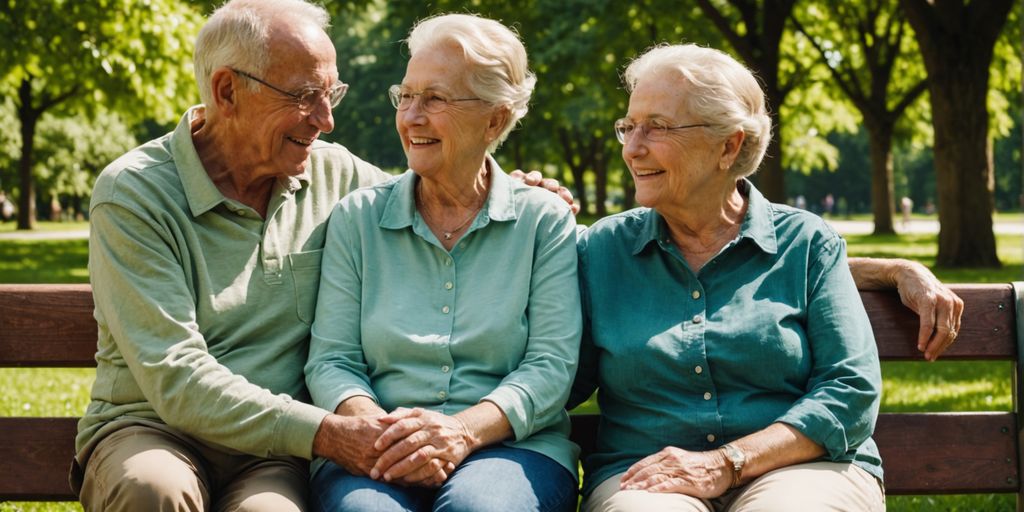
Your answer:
[624,44,772,178]
[406,14,536,153]
[193,0,330,108]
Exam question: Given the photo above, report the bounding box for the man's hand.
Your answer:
[312,413,387,477]
[619,446,732,498]
[509,169,580,215]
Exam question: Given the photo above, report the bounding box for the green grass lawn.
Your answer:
[0,222,1021,511]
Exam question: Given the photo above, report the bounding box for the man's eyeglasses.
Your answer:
[388,85,482,114]
[613,118,710,144]
[231,68,348,112]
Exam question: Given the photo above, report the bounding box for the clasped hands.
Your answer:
[317,406,476,488]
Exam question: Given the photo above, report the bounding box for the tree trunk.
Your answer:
[592,139,608,217]
[16,79,38,231]
[621,167,636,211]
[864,119,896,235]
[557,128,590,215]
[756,103,786,203]
[901,0,1009,267]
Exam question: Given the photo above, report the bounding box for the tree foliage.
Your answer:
[0,0,203,228]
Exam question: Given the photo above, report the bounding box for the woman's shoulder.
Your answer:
[582,208,651,241]
[336,171,405,210]
[767,201,843,251]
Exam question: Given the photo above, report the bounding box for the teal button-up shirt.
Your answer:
[307,159,582,476]
[571,180,882,497]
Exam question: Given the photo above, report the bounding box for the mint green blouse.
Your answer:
[570,180,883,497]
[306,159,582,476]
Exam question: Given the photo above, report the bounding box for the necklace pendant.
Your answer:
[443,232,453,240]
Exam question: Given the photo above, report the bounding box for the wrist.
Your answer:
[719,443,746,488]
[454,414,481,452]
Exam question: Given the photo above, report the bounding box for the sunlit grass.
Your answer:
[0,221,89,234]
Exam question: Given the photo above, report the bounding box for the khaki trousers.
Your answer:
[78,424,308,512]
[583,462,885,512]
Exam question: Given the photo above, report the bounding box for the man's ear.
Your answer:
[210,67,239,115]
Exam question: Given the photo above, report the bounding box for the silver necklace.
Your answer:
[417,183,486,240]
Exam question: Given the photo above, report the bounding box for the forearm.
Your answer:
[849,257,923,290]
[728,423,825,485]
[336,395,385,416]
[456,401,514,451]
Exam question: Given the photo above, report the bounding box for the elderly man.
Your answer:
[71,0,962,510]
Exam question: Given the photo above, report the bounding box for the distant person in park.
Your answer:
[70,0,959,510]
[304,14,580,511]
[0,190,13,221]
[901,196,914,229]
[570,44,950,512]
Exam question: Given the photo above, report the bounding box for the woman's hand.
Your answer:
[370,407,477,484]
[619,446,732,498]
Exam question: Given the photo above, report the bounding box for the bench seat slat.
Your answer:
[0,417,78,501]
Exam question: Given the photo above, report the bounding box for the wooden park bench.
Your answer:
[1,283,1022,507]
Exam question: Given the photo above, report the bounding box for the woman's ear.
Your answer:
[485,106,511,143]
[720,130,745,171]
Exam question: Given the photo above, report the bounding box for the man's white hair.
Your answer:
[193,0,330,107]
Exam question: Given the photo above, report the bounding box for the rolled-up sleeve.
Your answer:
[776,235,882,458]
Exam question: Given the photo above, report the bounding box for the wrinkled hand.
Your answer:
[509,169,580,215]
[312,414,388,477]
[619,446,731,498]
[370,407,475,486]
[893,262,964,361]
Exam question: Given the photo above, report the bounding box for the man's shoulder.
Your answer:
[308,140,388,185]
[92,133,180,207]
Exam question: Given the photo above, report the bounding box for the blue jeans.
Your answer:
[310,445,578,512]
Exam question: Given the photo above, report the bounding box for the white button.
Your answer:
[707,434,716,442]
[695,366,703,374]
[445,258,452,266]
[703,392,712,400]
[438,391,447,399]
[441,365,450,373]
[692,315,703,324]
[444,281,454,290]
[692,290,701,300]
[442,306,450,314]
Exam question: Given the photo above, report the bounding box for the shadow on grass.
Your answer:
[0,239,89,283]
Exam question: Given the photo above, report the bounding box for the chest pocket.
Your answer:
[289,249,323,325]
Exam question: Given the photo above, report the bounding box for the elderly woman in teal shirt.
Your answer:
[305,13,580,512]
[571,44,886,511]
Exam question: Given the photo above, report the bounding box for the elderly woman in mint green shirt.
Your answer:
[570,44,885,512]
[305,14,580,512]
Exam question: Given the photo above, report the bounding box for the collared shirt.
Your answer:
[571,180,882,496]
[306,159,582,476]
[78,106,389,464]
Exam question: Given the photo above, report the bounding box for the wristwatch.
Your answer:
[720,443,746,488]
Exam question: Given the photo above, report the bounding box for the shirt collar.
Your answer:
[629,178,778,256]
[379,155,518,230]
[171,105,312,217]
[172,106,224,217]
